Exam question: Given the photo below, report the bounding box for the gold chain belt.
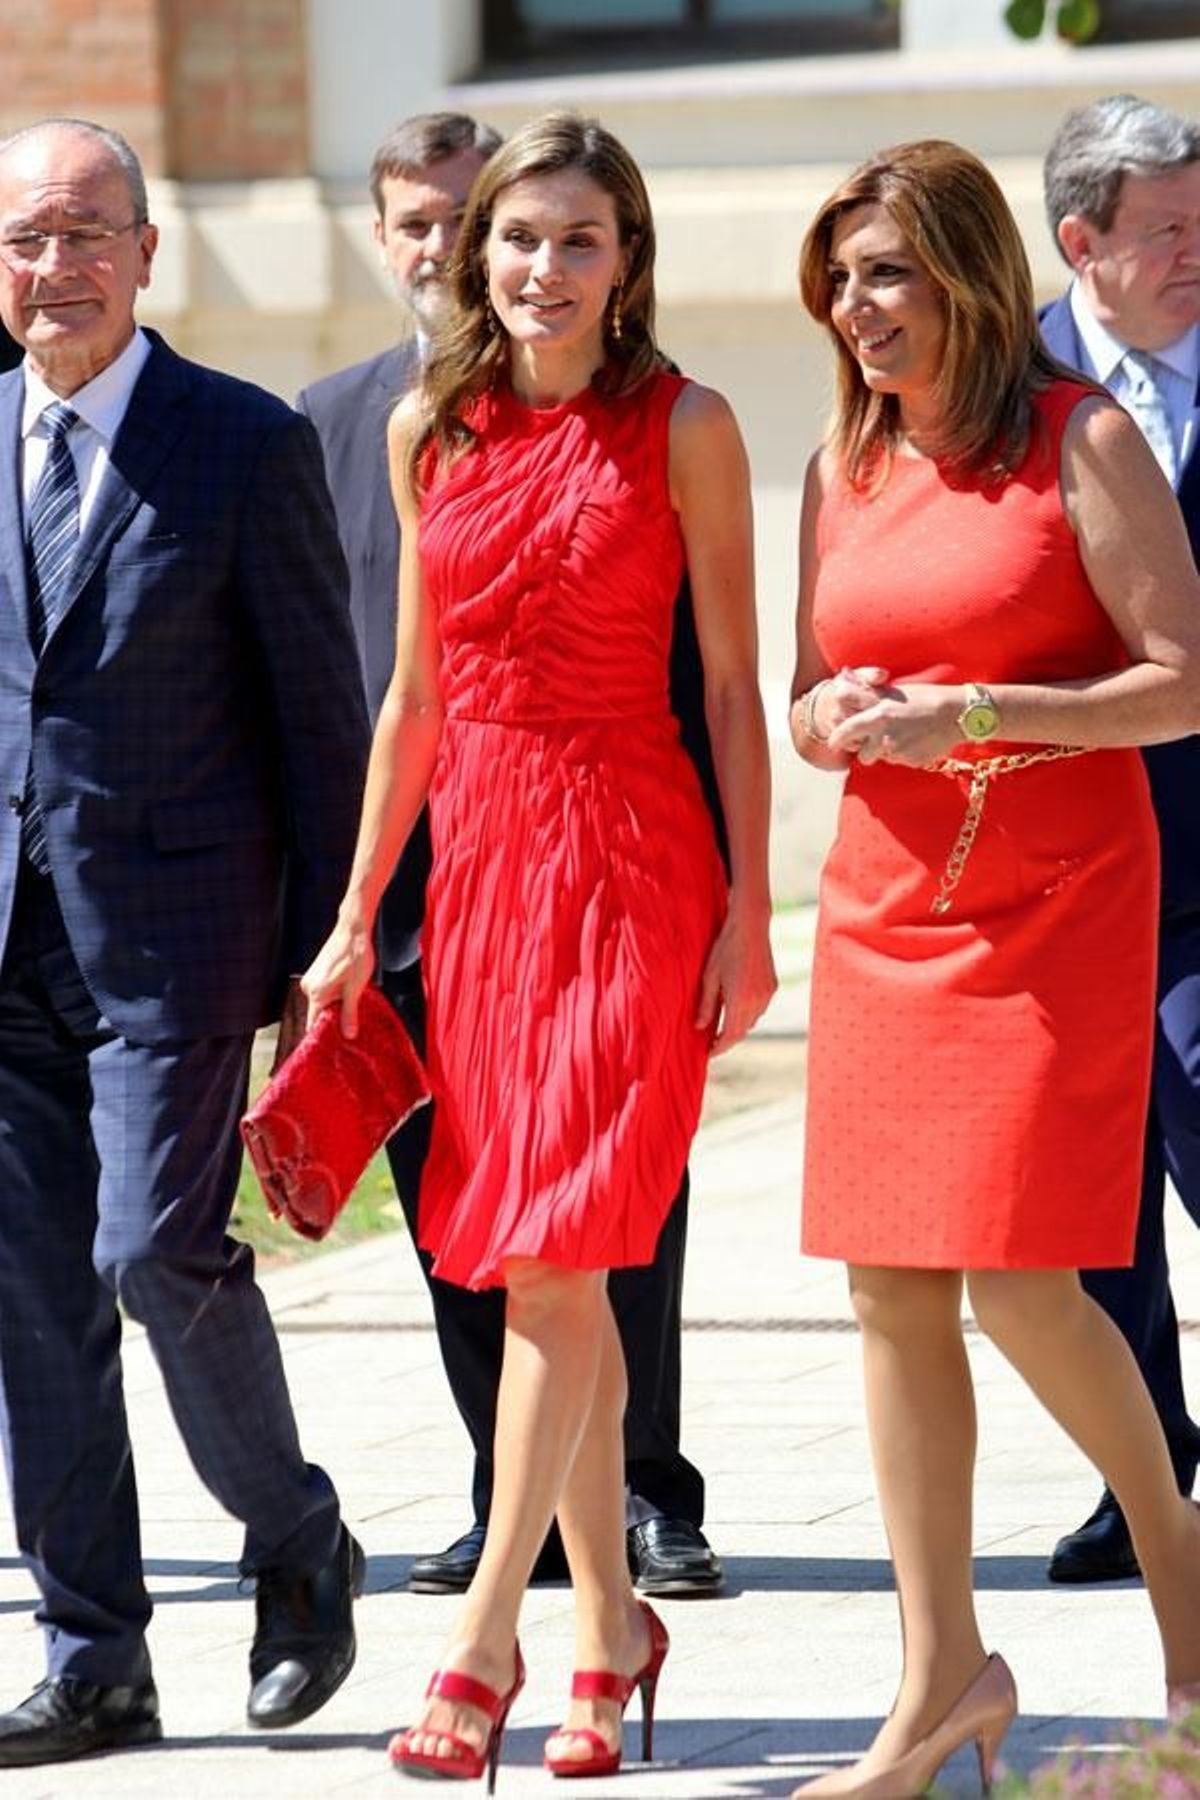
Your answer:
[928,745,1089,916]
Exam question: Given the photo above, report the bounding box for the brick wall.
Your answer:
[161,0,309,179]
[0,0,309,180]
[0,0,168,172]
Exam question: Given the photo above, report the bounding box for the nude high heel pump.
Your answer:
[792,1652,1018,1799]
[544,1601,670,1779]
[390,1645,525,1791]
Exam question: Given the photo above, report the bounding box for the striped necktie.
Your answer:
[26,400,81,651]
[1123,350,1178,487]
[22,401,80,872]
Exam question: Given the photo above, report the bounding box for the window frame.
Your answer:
[1090,2,1200,42]
[481,0,900,69]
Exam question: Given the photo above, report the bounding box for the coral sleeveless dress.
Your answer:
[414,370,726,1291]
[802,380,1158,1269]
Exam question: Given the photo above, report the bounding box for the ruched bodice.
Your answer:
[413,369,726,1290]
[422,377,684,726]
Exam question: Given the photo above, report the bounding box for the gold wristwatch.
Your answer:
[956,682,1000,743]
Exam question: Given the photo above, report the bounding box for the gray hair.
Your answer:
[369,112,501,214]
[1044,94,1200,253]
[0,117,149,223]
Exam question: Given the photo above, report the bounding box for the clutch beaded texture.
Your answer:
[240,984,430,1241]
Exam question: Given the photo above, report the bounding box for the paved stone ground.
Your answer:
[0,905,1196,1796]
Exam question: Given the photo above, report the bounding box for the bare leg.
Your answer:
[546,1296,653,1767]
[401,1259,610,1765]
[829,1266,988,1783]
[969,1268,1200,1685]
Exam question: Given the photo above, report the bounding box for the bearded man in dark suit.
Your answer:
[0,118,370,1763]
[298,110,725,1600]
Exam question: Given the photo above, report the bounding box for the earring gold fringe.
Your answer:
[610,283,624,342]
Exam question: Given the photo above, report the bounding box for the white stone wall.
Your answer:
[138,10,1200,899]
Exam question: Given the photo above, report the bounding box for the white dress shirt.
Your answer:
[20,327,152,531]
[1068,283,1199,488]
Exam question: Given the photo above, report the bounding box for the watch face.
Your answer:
[962,702,999,741]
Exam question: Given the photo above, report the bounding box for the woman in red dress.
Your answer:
[791,140,1200,1796]
[304,112,775,1783]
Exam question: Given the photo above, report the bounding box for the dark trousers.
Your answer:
[0,862,339,1684]
[382,963,705,1529]
[1082,913,1200,1494]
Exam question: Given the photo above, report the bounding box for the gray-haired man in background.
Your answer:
[1040,92,1200,1585]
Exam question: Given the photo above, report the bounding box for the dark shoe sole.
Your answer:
[408,1565,571,1594]
[0,1716,163,1768]
[1046,1555,1140,1585]
[634,1570,724,1598]
[406,1570,476,1594]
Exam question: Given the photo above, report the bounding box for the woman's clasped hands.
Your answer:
[819,667,967,767]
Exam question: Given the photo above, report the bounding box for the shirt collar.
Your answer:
[1068,280,1200,385]
[21,326,152,444]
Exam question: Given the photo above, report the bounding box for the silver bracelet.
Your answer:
[799,678,832,742]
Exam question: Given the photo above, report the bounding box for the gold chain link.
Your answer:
[928,745,1088,916]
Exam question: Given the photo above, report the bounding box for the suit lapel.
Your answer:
[1039,295,1087,376]
[1176,370,1200,528]
[371,340,416,523]
[0,374,33,663]
[44,332,191,647]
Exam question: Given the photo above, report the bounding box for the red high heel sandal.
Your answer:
[544,1601,670,1780]
[390,1645,525,1792]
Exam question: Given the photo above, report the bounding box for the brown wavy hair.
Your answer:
[799,139,1065,489]
[408,110,662,488]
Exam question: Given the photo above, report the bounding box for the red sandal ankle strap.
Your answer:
[426,1668,505,1718]
[570,1669,634,1704]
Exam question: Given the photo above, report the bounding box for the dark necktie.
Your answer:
[22,401,81,872]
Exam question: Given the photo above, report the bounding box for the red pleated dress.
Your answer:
[802,380,1158,1269]
[415,370,727,1290]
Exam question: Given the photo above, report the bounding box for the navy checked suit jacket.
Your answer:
[0,330,370,1042]
[298,343,728,980]
[1041,294,1200,917]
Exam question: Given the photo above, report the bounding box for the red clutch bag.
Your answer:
[240,985,430,1242]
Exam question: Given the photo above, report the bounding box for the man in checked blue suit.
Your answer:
[0,118,370,1763]
[1040,93,1200,1585]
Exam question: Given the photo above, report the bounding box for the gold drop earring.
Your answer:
[610,279,624,342]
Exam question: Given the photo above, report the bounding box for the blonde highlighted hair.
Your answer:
[799,139,1065,488]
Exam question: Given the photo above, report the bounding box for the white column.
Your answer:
[902,0,1015,52]
[305,0,483,185]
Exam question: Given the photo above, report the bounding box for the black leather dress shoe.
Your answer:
[247,1524,366,1728]
[408,1522,570,1593]
[627,1516,724,1596]
[0,1676,161,1766]
[1047,1488,1140,1584]
[407,1521,487,1594]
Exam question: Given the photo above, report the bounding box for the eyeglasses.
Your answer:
[0,221,144,267]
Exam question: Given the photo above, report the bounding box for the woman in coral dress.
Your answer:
[789,140,1200,1797]
[303,112,775,1783]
